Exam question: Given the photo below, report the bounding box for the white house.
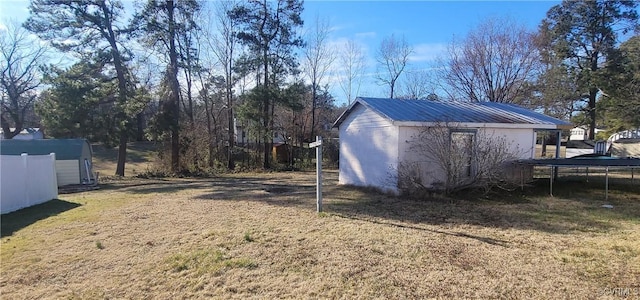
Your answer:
[569,127,588,141]
[333,97,572,193]
[0,128,44,140]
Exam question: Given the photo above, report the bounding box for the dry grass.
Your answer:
[1,170,639,299]
[92,142,158,176]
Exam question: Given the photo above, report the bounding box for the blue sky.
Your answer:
[304,1,557,43]
[301,1,560,102]
[0,0,561,104]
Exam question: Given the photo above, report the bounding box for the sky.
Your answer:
[0,0,561,105]
[300,1,560,102]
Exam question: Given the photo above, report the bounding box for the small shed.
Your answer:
[0,139,95,186]
[569,127,587,141]
[333,97,572,193]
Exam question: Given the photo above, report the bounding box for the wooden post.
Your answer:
[310,136,323,213]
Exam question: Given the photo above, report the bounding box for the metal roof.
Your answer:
[0,139,92,160]
[333,97,572,129]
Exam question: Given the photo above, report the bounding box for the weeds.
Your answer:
[243,231,254,242]
[167,248,256,275]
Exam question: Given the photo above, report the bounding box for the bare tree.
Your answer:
[440,17,539,103]
[376,34,412,99]
[206,0,240,169]
[302,15,335,138]
[398,69,437,100]
[337,39,365,105]
[397,123,522,195]
[0,20,47,139]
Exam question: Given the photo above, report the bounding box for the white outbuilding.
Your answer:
[0,139,95,186]
[333,97,572,193]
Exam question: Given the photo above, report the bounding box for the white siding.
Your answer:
[338,103,539,192]
[339,104,399,193]
[485,127,536,159]
[398,126,535,188]
[397,126,445,188]
[55,160,80,186]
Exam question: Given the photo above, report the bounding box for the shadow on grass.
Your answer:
[193,180,315,206]
[322,176,640,235]
[91,170,639,236]
[99,176,304,198]
[1,199,81,237]
[187,173,639,235]
[523,176,640,220]
[334,212,511,247]
[98,180,198,194]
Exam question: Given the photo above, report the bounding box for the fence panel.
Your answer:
[1,153,58,214]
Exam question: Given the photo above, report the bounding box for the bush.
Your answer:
[396,122,523,196]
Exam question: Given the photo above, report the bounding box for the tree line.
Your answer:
[1,0,639,176]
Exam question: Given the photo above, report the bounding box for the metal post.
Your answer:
[555,131,562,158]
[586,167,589,182]
[554,131,561,180]
[315,136,323,213]
[550,166,554,197]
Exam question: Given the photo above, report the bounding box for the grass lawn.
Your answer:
[1,169,639,299]
[91,142,159,176]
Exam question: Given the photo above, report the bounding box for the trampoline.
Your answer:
[517,155,640,200]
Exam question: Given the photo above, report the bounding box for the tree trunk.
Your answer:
[390,81,395,99]
[227,104,235,169]
[167,0,180,173]
[136,112,145,141]
[588,49,599,141]
[116,131,127,176]
[311,83,316,139]
[262,49,271,169]
[588,88,597,140]
[1,114,21,139]
[227,61,235,170]
[204,98,212,167]
[100,1,129,176]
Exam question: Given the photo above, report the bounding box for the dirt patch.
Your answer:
[1,170,639,299]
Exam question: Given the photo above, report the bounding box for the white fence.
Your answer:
[1,153,58,214]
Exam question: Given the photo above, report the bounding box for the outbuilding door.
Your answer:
[451,131,475,179]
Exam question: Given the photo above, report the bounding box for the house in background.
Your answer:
[333,97,572,193]
[0,139,95,186]
[569,126,588,141]
[0,128,44,140]
[569,126,606,141]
